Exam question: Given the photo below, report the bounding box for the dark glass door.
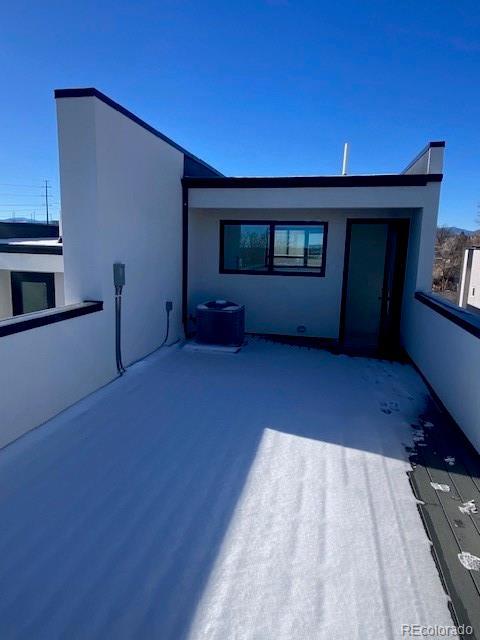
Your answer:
[378,221,410,354]
[340,220,409,356]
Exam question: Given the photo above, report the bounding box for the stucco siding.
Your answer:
[404,298,480,453]
[56,94,185,367]
[188,207,420,339]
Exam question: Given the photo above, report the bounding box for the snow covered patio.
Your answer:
[0,339,454,639]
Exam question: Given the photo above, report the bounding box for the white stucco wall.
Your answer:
[189,208,345,337]
[56,95,185,366]
[0,307,114,449]
[0,93,188,449]
[0,252,63,273]
[54,272,65,307]
[188,183,440,215]
[404,299,480,453]
[188,194,438,339]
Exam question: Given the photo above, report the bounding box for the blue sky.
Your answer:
[0,0,479,227]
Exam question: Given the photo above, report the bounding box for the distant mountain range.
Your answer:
[443,226,479,236]
[0,216,58,224]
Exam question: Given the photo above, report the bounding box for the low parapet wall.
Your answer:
[405,291,480,453]
[0,302,115,448]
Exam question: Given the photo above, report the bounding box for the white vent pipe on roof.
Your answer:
[342,143,350,175]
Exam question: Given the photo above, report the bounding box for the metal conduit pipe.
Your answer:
[113,263,126,375]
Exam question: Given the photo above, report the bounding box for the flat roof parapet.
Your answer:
[54,87,222,177]
[402,141,446,175]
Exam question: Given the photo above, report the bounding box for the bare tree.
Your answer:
[433,226,468,296]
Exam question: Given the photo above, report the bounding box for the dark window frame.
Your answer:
[219,220,328,277]
[10,271,56,316]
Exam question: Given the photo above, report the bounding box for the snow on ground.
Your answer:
[0,339,453,639]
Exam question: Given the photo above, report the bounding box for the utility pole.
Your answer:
[44,179,49,224]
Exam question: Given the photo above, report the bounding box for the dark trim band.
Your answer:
[0,244,62,255]
[415,291,480,339]
[0,221,59,240]
[0,301,103,338]
[54,88,222,177]
[251,333,339,350]
[183,174,443,189]
[182,185,189,331]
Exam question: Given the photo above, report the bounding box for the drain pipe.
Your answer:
[113,263,126,375]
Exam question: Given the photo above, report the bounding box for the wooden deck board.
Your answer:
[410,399,480,639]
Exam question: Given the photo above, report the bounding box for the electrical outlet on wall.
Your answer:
[166,301,173,312]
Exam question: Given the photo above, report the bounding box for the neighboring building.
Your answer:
[0,221,64,319]
[459,246,480,313]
